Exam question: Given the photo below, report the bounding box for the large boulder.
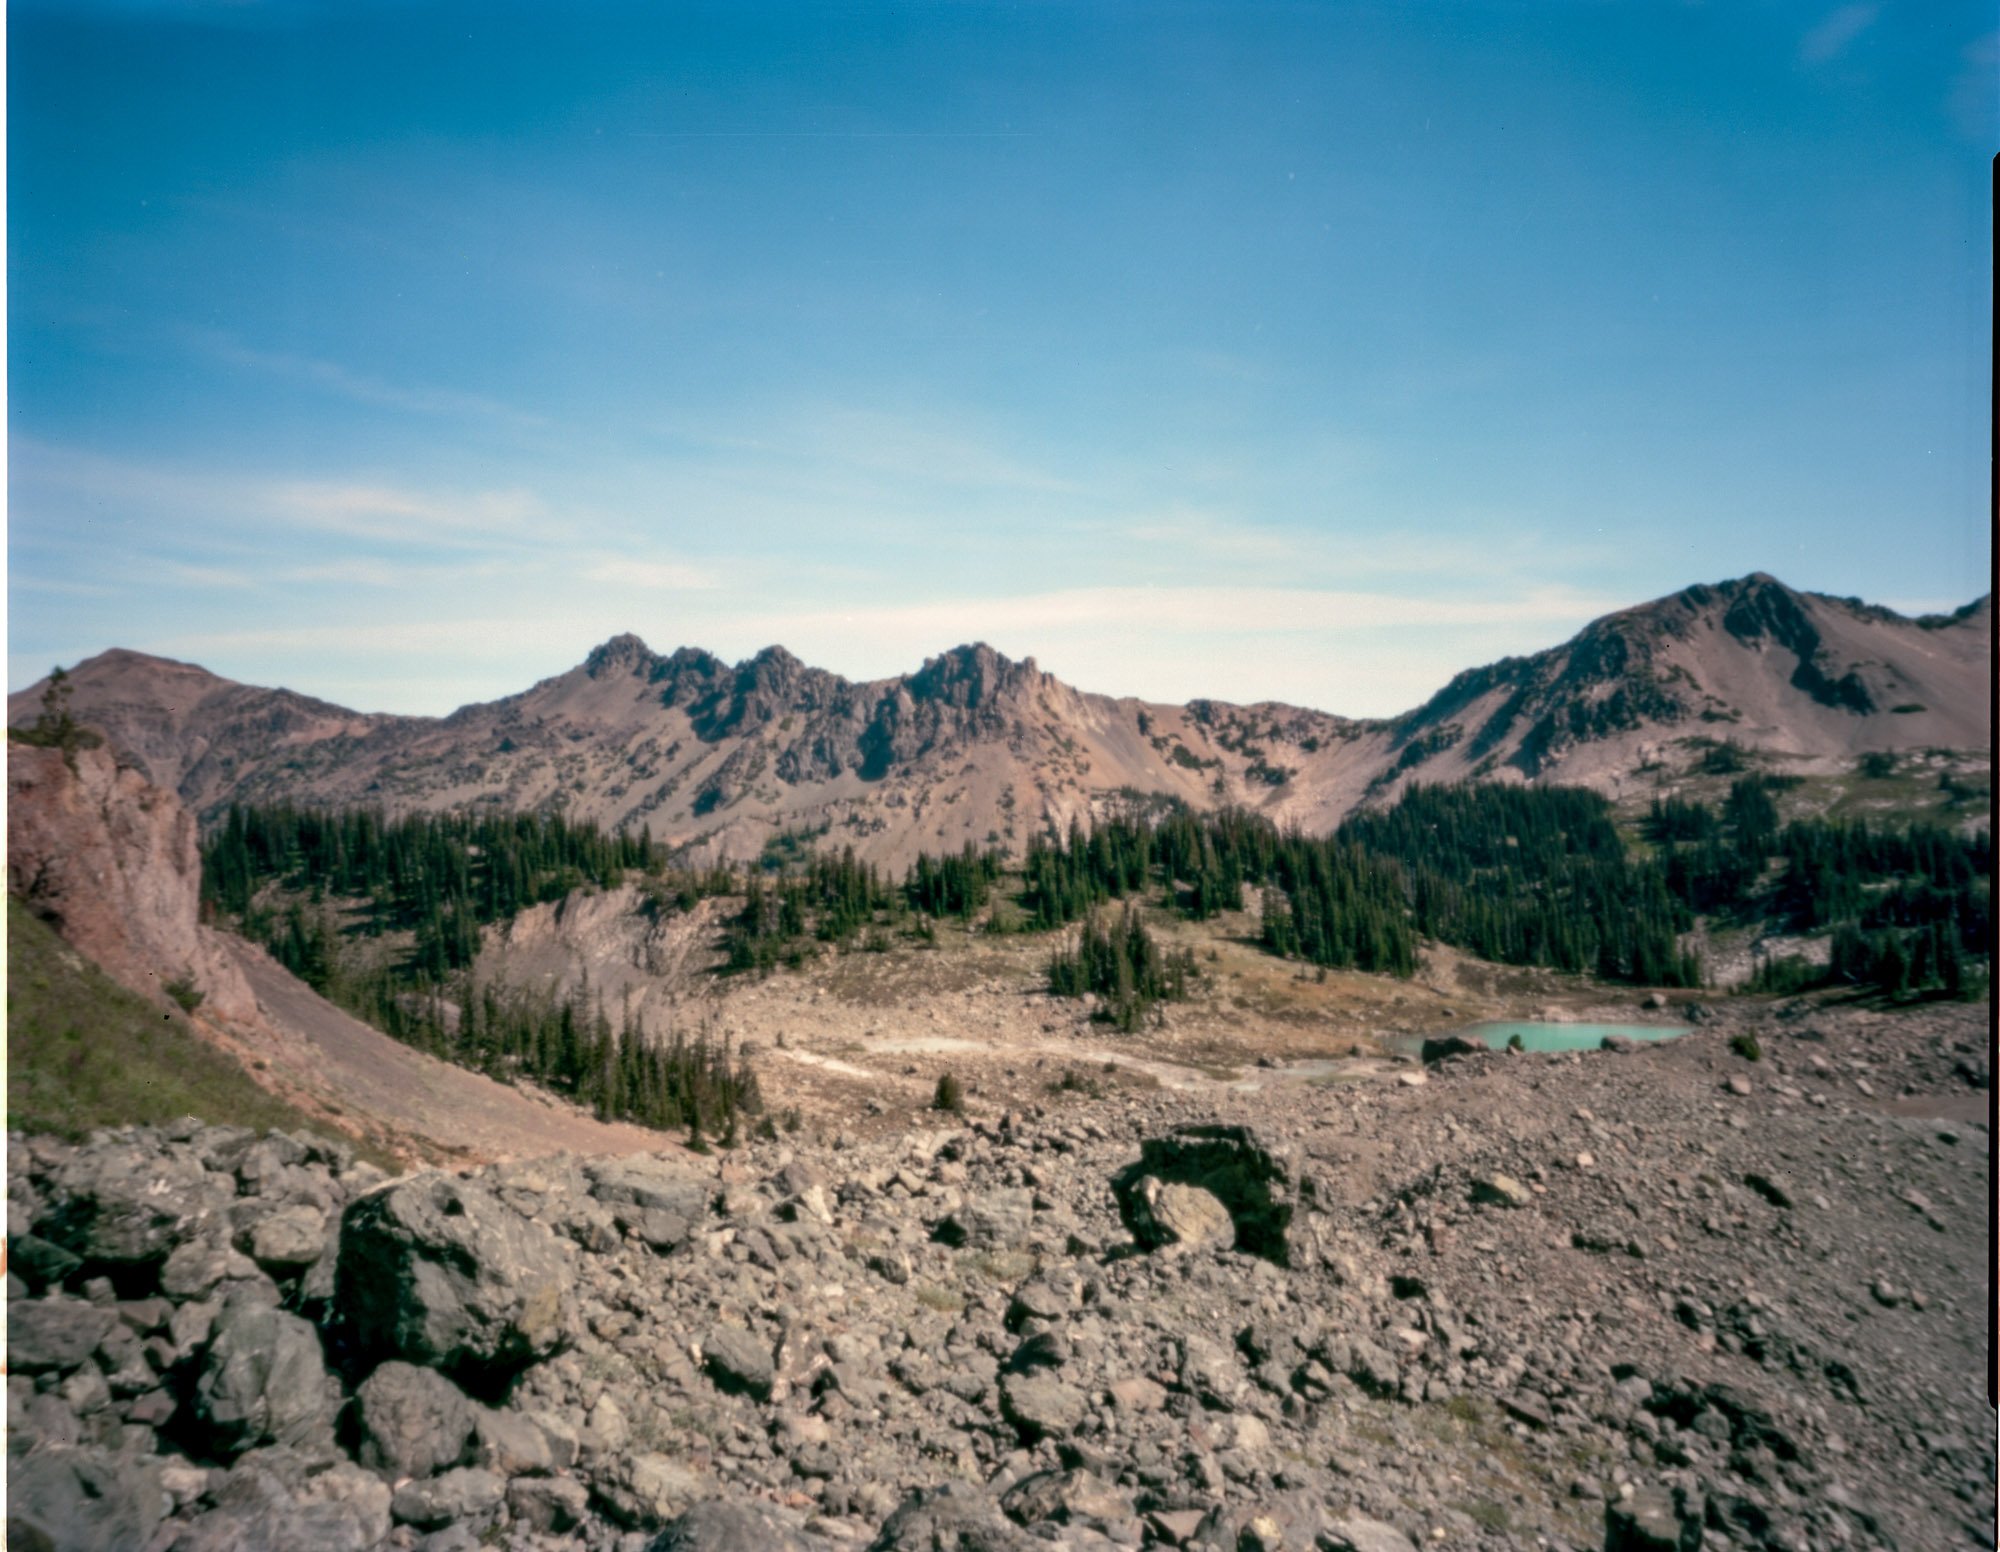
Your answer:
[354,1360,477,1481]
[7,1297,117,1375]
[1123,1177,1233,1252]
[584,1157,711,1251]
[1112,1125,1304,1264]
[169,1456,391,1552]
[4,1447,169,1552]
[336,1171,575,1391]
[38,1140,232,1274]
[190,1297,341,1458]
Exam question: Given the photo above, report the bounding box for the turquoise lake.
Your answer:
[1444,1020,1691,1053]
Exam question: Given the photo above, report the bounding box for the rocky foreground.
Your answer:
[7,1001,1992,1552]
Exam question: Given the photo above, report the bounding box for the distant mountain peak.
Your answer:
[583,633,657,678]
[907,642,1040,709]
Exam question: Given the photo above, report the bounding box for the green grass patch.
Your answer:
[6,897,356,1149]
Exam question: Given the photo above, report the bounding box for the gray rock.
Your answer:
[869,1480,1036,1552]
[649,1497,832,1552]
[998,1468,1134,1529]
[471,1403,558,1476]
[6,1297,117,1374]
[172,1476,381,1552]
[1603,1486,1704,1551]
[245,1203,328,1271]
[702,1323,775,1401]
[1470,1174,1531,1209]
[4,1446,168,1552]
[40,1143,230,1270]
[1126,1177,1234,1253]
[508,1474,591,1533]
[337,1171,575,1389]
[1004,1279,1070,1331]
[1346,1338,1400,1398]
[1320,1516,1419,1552]
[1178,1333,1247,1410]
[391,1466,506,1531]
[160,1234,257,1301]
[8,1232,83,1292]
[586,1158,711,1249]
[191,1298,340,1458]
[998,1370,1088,1442]
[1501,1390,1554,1430]
[593,1452,705,1530]
[355,1360,477,1481]
[1112,1124,1302,1265]
[934,1189,1035,1250]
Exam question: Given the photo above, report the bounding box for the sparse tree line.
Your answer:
[200,773,1989,1124]
[1045,904,1198,1031]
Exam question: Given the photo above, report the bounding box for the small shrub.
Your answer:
[1858,751,1896,778]
[1046,1067,1103,1098]
[1698,740,1749,775]
[932,1072,966,1113]
[163,974,205,1014]
[914,1284,965,1315]
[1730,1031,1763,1062]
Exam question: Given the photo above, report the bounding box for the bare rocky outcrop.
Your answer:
[9,999,1988,1552]
[7,742,257,1023]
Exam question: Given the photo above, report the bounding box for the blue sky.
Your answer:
[8,1,1994,717]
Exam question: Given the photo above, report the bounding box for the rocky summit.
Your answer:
[6,996,1991,1552]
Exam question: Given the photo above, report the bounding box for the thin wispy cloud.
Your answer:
[268,481,550,545]
[661,404,1087,501]
[279,559,422,588]
[186,329,546,430]
[1947,31,2000,138]
[740,584,1619,643]
[157,561,258,589]
[1799,4,1879,65]
[9,575,118,599]
[580,557,720,591]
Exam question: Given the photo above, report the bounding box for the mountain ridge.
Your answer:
[12,574,1989,867]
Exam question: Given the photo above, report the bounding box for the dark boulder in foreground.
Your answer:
[335,1172,575,1393]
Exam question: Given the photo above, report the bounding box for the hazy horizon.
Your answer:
[9,1,1994,718]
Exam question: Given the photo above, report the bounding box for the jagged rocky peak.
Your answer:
[905,642,1040,710]
[730,645,848,723]
[582,632,659,678]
